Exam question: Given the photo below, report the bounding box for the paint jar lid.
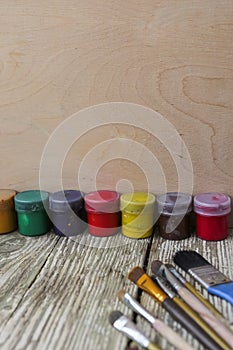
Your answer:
[194,192,231,216]
[120,192,155,213]
[14,190,49,212]
[157,192,192,216]
[0,189,17,210]
[84,190,119,213]
[49,190,84,212]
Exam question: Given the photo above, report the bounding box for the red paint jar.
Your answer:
[194,192,231,241]
[84,190,120,237]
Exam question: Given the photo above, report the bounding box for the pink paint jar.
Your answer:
[194,192,231,241]
[84,190,120,237]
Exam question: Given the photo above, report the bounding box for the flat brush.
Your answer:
[166,263,227,321]
[118,289,195,350]
[109,310,161,350]
[128,266,223,350]
[155,275,232,350]
[167,262,233,332]
[151,260,233,349]
[174,250,233,305]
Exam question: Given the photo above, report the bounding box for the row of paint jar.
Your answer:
[0,189,231,241]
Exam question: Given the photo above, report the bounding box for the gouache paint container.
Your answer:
[157,192,192,240]
[14,190,51,236]
[84,190,120,237]
[194,192,231,241]
[0,189,17,234]
[49,190,86,236]
[120,192,155,239]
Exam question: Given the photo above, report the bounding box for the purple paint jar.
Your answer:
[157,192,192,240]
[49,190,87,236]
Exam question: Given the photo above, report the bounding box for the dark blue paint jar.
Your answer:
[49,190,87,236]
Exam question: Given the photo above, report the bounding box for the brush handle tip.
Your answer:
[208,281,233,305]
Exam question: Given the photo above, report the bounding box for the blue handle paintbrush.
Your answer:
[174,250,233,305]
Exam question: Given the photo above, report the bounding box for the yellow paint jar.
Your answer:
[120,192,155,239]
[0,189,17,234]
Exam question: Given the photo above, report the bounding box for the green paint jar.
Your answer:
[14,190,51,236]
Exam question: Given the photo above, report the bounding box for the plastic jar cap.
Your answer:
[84,190,120,213]
[120,192,155,212]
[14,190,49,212]
[49,190,84,212]
[0,189,17,209]
[157,192,192,215]
[194,192,231,216]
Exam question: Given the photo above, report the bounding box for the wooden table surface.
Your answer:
[0,229,233,350]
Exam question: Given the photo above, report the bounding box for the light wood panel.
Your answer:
[0,0,232,207]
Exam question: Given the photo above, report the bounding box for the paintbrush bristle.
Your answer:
[128,266,145,283]
[151,260,163,275]
[117,289,125,302]
[109,310,123,325]
[174,250,210,271]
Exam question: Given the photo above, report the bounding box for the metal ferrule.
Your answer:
[155,276,176,299]
[166,264,186,284]
[137,274,167,303]
[189,266,230,289]
[123,293,156,324]
[162,266,183,292]
[113,315,150,348]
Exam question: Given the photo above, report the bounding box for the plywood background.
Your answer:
[0,1,232,206]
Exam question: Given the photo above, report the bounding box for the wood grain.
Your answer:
[0,1,233,212]
[138,231,233,350]
[0,231,150,350]
[0,229,233,350]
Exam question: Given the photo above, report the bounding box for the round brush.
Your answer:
[151,260,233,349]
[109,310,161,350]
[128,266,225,350]
[118,289,195,350]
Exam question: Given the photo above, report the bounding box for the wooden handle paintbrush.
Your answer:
[128,266,225,350]
[109,310,161,350]
[151,260,233,349]
[166,263,229,324]
[155,275,232,350]
[118,290,195,350]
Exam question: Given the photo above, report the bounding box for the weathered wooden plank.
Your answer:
[138,230,233,350]
[1,229,233,350]
[0,232,150,350]
[0,232,59,327]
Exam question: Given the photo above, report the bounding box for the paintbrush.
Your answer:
[174,250,233,305]
[109,310,161,350]
[166,263,226,321]
[155,275,232,350]
[151,260,233,348]
[167,262,233,332]
[128,266,224,350]
[118,289,195,350]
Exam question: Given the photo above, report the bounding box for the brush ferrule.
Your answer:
[168,266,186,284]
[114,315,150,348]
[137,274,167,303]
[155,277,176,299]
[163,268,182,292]
[189,266,230,289]
[124,293,156,324]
